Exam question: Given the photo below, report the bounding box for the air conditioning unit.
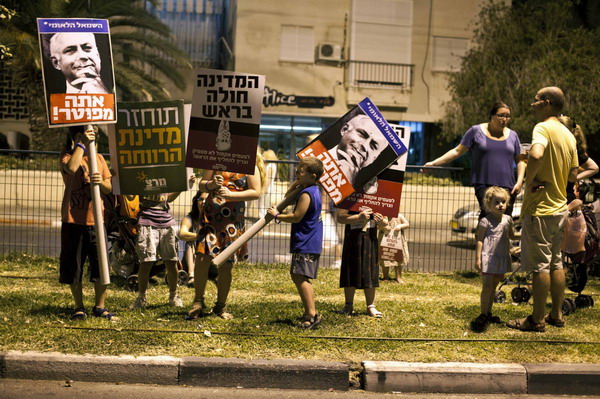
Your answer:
[316,42,343,64]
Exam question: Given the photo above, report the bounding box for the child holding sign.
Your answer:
[379,213,410,284]
[337,208,388,318]
[268,156,324,329]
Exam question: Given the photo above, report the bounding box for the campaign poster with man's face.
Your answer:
[37,18,117,127]
[186,69,265,175]
[107,100,192,195]
[337,125,411,217]
[297,98,407,205]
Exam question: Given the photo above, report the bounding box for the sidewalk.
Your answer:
[1,351,599,395]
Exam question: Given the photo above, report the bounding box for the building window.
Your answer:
[350,0,413,64]
[280,25,314,63]
[432,36,469,72]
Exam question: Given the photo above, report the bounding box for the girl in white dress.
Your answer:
[471,186,520,332]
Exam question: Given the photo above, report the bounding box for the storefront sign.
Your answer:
[263,86,334,109]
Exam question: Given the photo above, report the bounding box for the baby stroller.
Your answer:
[494,182,599,313]
[105,194,188,291]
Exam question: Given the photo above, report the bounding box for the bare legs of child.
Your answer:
[214,261,233,319]
[339,287,382,318]
[131,260,182,309]
[187,256,233,320]
[70,281,118,320]
[470,274,503,332]
[382,264,405,284]
[291,273,321,329]
[184,245,195,288]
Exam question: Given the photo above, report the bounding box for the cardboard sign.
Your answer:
[107,100,192,195]
[297,98,407,205]
[37,18,117,127]
[297,98,406,205]
[337,124,411,217]
[380,231,404,263]
[186,69,266,174]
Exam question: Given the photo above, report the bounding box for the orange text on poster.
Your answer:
[50,93,115,124]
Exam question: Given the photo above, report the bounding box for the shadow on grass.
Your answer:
[444,304,481,321]
[29,304,71,318]
[269,318,296,327]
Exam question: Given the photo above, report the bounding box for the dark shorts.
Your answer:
[59,223,100,284]
[290,253,320,279]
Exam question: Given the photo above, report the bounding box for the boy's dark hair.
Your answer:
[300,156,324,180]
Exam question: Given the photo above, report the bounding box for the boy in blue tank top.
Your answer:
[268,156,324,329]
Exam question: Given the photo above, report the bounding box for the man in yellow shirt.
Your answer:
[507,87,578,332]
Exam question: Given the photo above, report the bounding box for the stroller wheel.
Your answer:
[562,298,575,316]
[177,269,189,286]
[575,294,594,309]
[494,290,506,303]
[164,270,190,287]
[566,264,588,293]
[511,287,524,303]
[520,287,531,303]
[126,274,139,292]
[566,298,576,313]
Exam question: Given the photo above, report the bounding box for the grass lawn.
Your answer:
[1,253,599,365]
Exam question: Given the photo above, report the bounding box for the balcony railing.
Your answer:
[346,60,414,90]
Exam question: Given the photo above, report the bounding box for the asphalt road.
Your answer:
[2,379,598,399]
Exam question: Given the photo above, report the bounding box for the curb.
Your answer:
[524,363,600,395]
[362,361,600,395]
[1,351,600,394]
[363,361,527,394]
[0,351,349,391]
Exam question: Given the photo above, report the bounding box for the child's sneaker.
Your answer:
[169,294,183,308]
[470,313,489,333]
[130,295,147,310]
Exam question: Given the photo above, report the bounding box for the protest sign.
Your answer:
[297,98,407,205]
[37,18,117,127]
[336,124,411,217]
[108,100,192,195]
[380,230,405,263]
[186,69,265,174]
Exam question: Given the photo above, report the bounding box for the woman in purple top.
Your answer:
[424,102,526,218]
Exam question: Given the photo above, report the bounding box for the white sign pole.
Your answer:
[212,186,303,267]
[86,124,110,285]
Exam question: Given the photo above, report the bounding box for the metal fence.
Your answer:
[0,150,478,272]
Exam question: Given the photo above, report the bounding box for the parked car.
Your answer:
[450,194,522,240]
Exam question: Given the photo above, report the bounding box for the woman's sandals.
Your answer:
[366,305,383,318]
[506,315,545,332]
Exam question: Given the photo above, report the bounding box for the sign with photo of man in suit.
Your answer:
[37,18,117,127]
[297,98,407,205]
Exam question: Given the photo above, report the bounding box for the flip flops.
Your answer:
[71,308,87,320]
[366,305,383,318]
[92,306,118,321]
[506,315,545,332]
[186,301,205,320]
[299,313,322,329]
[545,313,565,328]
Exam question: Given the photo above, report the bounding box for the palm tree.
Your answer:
[1,0,192,149]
